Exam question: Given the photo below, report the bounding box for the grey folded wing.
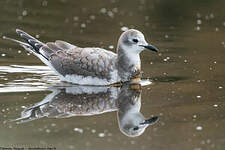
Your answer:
[42,41,117,80]
[39,40,76,58]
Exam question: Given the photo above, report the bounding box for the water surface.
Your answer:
[0,0,225,150]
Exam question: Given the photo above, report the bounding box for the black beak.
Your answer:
[140,116,159,125]
[140,44,159,52]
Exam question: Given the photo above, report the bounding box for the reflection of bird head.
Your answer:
[117,84,159,137]
[118,112,159,137]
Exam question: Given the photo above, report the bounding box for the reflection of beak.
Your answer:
[139,44,159,52]
[140,116,159,125]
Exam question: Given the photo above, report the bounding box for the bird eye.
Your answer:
[132,39,138,43]
[133,127,139,131]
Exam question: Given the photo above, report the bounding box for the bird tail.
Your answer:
[3,35,35,53]
[3,29,49,60]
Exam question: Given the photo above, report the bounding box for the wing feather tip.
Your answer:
[16,29,26,36]
[16,29,23,32]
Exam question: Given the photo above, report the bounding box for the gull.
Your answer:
[3,29,158,86]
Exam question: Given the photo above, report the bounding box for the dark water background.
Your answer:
[0,0,225,150]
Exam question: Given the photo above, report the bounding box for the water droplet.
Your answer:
[18,16,23,20]
[196,95,201,99]
[159,112,163,116]
[200,140,206,145]
[205,15,209,20]
[209,13,214,19]
[145,16,149,21]
[213,104,218,107]
[130,140,135,144]
[89,15,95,20]
[81,23,86,28]
[42,0,48,6]
[197,80,201,83]
[91,129,96,133]
[107,133,112,136]
[68,145,74,149]
[196,26,201,31]
[98,133,105,137]
[74,128,83,133]
[121,26,129,31]
[22,10,28,16]
[73,16,79,21]
[193,114,197,119]
[100,8,107,14]
[64,18,69,23]
[112,8,118,13]
[21,106,26,108]
[196,13,201,18]
[35,34,40,38]
[108,45,114,49]
[197,19,202,25]
[46,129,51,133]
[218,86,223,89]
[165,34,169,38]
[196,126,203,131]
[107,11,114,18]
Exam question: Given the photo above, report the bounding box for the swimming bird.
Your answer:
[3,29,158,85]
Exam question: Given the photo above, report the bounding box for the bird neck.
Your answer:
[117,46,142,82]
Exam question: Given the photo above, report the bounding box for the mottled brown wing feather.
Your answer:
[49,47,117,80]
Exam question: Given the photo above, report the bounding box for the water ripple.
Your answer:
[0,65,60,93]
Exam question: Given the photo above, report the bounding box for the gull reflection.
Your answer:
[117,85,159,137]
[14,84,159,137]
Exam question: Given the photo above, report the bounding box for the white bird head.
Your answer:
[118,29,158,54]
